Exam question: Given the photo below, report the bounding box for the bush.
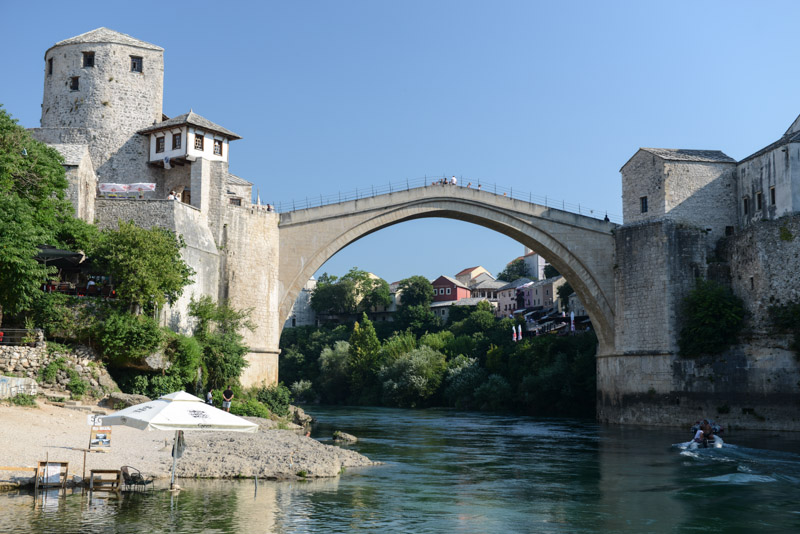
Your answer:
[230,398,271,418]
[379,346,446,408]
[255,383,292,418]
[163,333,203,390]
[679,279,745,357]
[318,341,351,403]
[290,380,315,403]
[40,357,66,383]
[443,355,487,409]
[67,372,88,397]
[10,393,37,407]
[94,310,163,364]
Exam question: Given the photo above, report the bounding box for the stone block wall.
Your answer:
[221,206,281,386]
[613,220,707,356]
[0,344,117,398]
[737,144,800,225]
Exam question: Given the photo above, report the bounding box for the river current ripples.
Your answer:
[3,406,800,533]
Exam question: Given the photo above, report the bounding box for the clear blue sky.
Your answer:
[2,1,798,283]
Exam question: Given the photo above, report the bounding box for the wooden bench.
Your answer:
[89,469,122,493]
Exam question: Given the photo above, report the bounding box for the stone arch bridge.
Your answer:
[275,185,616,357]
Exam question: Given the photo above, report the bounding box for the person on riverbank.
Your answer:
[222,386,233,412]
[206,390,213,405]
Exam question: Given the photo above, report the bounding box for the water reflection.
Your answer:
[3,408,800,533]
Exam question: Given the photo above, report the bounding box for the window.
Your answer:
[194,133,204,151]
[229,198,241,206]
[70,77,79,91]
[756,191,762,211]
[743,196,750,216]
[48,58,53,75]
[130,56,143,73]
[82,51,95,68]
[156,137,165,153]
[770,186,776,205]
[213,139,223,156]
[446,288,451,295]
[640,196,648,213]
[172,133,181,150]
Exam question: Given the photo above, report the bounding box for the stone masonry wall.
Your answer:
[40,40,163,185]
[0,344,117,398]
[621,150,668,222]
[222,206,281,386]
[601,215,800,430]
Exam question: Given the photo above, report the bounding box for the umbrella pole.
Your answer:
[170,430,178,490]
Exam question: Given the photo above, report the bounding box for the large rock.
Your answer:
[332,431,358,443]
[290,405,313,426]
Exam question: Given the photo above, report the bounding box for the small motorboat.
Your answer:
[687,419,724,449]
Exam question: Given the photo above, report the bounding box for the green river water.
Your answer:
[3,406,800,533]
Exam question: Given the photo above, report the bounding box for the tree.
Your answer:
[311,269,392,317]
[557,282,574,307]
[348,313,381,393]
[543,264,560,278]
[361,277,392,314]
[396,275,434,307]
[397,304,441,337]
[497,258,531,282]
[0,105,73,325]
[93,221,194,314]
[189,296,253,389]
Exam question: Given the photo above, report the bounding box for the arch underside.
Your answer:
[279,197,616,354]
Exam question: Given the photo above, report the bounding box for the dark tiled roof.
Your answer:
[640,148,736,163]
[138,111,241,140]
[432,275,469,289]
[52,28,162,51]
[739,129,800,164]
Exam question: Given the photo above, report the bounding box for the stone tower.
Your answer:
[36,28,164,184]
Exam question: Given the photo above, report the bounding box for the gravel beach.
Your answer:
[0,401,376,488]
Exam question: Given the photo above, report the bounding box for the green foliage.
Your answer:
[310,269,392,318]
[473,374,513,411]
[419,330,454,354]
[379,346,446,407]
[396,275,435,307]
[163,333,204,390]
[41,357,66,383]
[31,292,77,340]
[557,282,574,306]
[46,341,72,355]
[290,379,315,403]
[67,373,88,397]
[255,383,293,417]
[497,258,531,282]
[230,397,272,419]
[543,265,560,278]
[9,393,37,407]
[348,313,381,393]
[779,225,794,242]
[769,300,800,358]
[443,355,487,409]
[379,331,417,364]
[318,340,351,403]
[190,296,253,390]
[678,279,745,357]
[93,309,163,364]
[396,304,441,336]
[92,221,194,314]
[0,105,73,323]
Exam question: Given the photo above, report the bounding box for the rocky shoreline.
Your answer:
[0,400,376,490]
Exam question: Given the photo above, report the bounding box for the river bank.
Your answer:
[0,401,376,489]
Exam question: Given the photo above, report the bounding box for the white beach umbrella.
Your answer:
[102,391,258,488]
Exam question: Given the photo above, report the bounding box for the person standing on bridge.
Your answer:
[451,176,457,186]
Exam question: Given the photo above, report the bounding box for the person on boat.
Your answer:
[701,420,714,444]
[692,427,705,445]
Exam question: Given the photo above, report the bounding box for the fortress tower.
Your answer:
[35,28,164,184]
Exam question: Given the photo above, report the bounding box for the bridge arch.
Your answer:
[279,186,616,355]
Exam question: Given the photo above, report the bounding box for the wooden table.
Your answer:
[89,469,121,493]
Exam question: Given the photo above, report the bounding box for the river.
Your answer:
[3,406,800,533]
